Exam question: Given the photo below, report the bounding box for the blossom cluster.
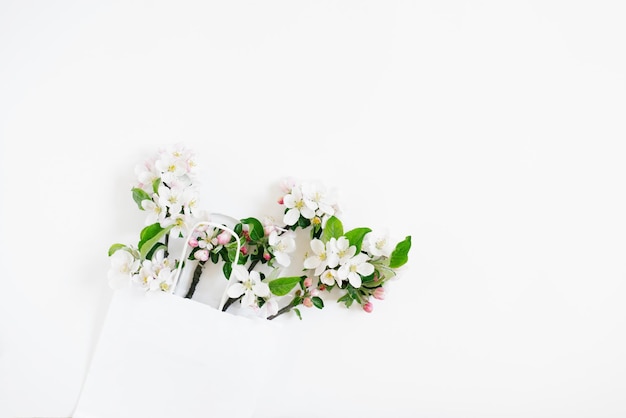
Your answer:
[108,145,411,320]
[133,144,199,236]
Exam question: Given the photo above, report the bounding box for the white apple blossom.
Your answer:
[134,261,158,289]
[148,267,176,292]
[133,249,174,291]
[283,186,315,226]
[141,198,167,226]
[157,183,184,215]
[328,236,356,265]
[303,239,339,276]
[259,297,279,319]
[320,268,339,287]
[182,188,200,216]
[227,266,270,308]
[280,177,297,194]
[337,253,375,288]
[107,250,139,290]
[168,143,197,175]
[134,158,160,193]
[302,182,336,218]
[363,230,392,258]
[268,230,296,267]
[155,150,188,185]
[164,213,191,238]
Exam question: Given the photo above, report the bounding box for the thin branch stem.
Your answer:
[267,303,295,320]
[184,263,203,299]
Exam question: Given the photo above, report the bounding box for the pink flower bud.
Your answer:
[194,249,209,262]
[363,301,374,313]
[277,197,284,205]
[240,246,248,256]
[263,252,271,261]
[373,287,385,300]
[303,297,313,308]
[303,277,313,288]
[216,230,231,245]
[318,284,326,291]
[188,238,199,248]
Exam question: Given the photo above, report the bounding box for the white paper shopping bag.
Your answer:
[74,287,278,418]
[74,221,282,418]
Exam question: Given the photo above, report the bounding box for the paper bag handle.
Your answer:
[171,217,242,312]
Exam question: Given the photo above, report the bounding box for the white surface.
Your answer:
[1,1,626,417]
[73,287,279,418]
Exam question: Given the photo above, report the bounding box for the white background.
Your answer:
[1,1,626,417]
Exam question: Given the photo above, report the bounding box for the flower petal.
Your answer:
[275,252,291,267]
[253,281,270,298]
[241,291,256,307]
[283,208,300,226]
[348,273,362,288]
[357,262,375,277]
[227,283,245,298]
[304,256,320,270]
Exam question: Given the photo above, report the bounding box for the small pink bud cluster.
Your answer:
[194,249,209,261]
[362,287,386,313]
[302,277,319,307]
[216,231,231,245]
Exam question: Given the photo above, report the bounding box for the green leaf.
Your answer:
[294,308,302,320]
[337,292,354,308]
[152,178,161,194]
[139,223,162,247]
[346,286,362,304]
[361,271,376,283]
[108,243,127,256]
[297,216,311,229]
[344,227,372,253]
[225,241,240,263]
[337,293,351,304]
[269,276,302,296]
[146,242,167,261]
[139,224,174,259]
[389,236,412,268]
[132,187,152,210]
[312,296,324,309]
[321,216,343,242]
[240,217,264,241]
[223,262,233,280]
